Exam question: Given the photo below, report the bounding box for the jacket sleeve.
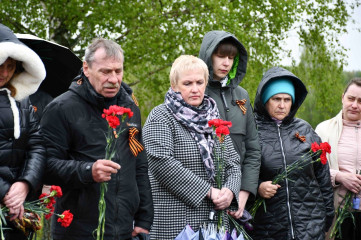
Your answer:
[223,136,242,203]
[17,101,46,194]
[133,111,154,230]
[0,168,13,200]
[143,117,212,209]
[315,121,340,187]
[40,101,94,189]
[312,134,335,232]
[240,96,261,198]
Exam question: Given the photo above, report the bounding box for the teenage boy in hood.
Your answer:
[199,30,261,218]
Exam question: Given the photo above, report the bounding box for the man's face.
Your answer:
[211,53,234,81]
[0,58,17,88]
[83,48,123,98]
[342,84,361,121]
[265,93,292,121]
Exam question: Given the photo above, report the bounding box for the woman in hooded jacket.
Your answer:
[250,66,334,240]
[0,24,46,239]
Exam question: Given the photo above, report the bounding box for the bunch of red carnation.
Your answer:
[311,142,331,165]
[37,185,73,227]
[208,119,232,142]
[102,105,133,129]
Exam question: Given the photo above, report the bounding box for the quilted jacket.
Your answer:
[0,92,45,200]
[250,67,334,240]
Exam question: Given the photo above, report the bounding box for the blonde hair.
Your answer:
[169,55,209,88]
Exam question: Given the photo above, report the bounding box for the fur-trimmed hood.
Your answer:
[0,24,45,101]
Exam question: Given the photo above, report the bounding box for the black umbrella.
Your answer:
[15,33,82,98]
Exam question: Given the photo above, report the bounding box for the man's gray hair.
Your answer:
[84,38,124,67]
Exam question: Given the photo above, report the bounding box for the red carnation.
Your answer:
[208,119,232,128]
[222,120,232,128]
[106,115,120,128]
[320,142,331,154]
[311,142,320,152]
[44,201,55,219]
[320,153,328,165]
[57,210,73,227]
[45,213,52,220]
[208,119,223,128]
[50,185,63,198]
[39,193,48,201]
[216,125,230,137]
[123,108,134,118]
[102,106,133,128]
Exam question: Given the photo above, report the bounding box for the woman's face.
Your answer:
[342,84,361,121]
[0,58,17,88]
[265,93,292,120]
[172,68,206,107]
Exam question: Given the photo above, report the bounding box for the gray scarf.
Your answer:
[165,88,219,180]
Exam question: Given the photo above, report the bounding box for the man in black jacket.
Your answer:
[41,38,153,240]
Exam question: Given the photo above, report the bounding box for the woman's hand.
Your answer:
[213,187,233,210]
[3,181,29,220]
[131,226,149,237]
[258,181,281,199]
[228,190,250,219]
[336,172,361,194]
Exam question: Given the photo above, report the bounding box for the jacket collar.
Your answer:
[69,70,133,110]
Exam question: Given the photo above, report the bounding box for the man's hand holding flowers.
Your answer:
[92,159,121,182]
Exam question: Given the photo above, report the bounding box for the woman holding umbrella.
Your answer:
[0,23,46,239]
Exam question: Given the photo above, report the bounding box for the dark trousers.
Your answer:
[335,212,361,240]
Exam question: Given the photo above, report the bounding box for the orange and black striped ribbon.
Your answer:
[129,127,144,157]
[235,99,247,115]
[132,93,139,106]
[295,132,306,142]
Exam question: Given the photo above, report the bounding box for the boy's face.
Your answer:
[211,53,234,81]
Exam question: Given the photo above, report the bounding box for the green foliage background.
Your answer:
[1,0,361,129]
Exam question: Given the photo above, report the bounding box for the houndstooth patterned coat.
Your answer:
[143,104,241,240]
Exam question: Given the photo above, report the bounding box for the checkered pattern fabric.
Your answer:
[143,104,241,240]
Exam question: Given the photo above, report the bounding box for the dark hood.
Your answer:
[69,69,134,110]
[254,66,308,124]
[198,30,247,88]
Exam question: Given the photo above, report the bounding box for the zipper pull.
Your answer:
[220,91,229,112]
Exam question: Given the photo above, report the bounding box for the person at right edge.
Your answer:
[316,78,361,240]
[251,66,334,240]
[199,30,261,218]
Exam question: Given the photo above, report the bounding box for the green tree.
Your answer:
[1,0,359,122]
[290,30,345,127]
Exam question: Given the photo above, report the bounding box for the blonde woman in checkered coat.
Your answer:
[143,55,242,240]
